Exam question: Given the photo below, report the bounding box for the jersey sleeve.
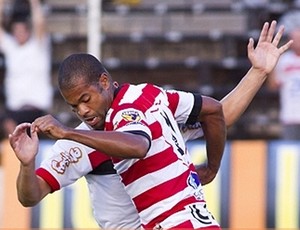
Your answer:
[166,90,204,141]
[166,89,202,124]
[36,123,111,192]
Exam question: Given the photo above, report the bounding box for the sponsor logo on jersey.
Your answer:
[51,147,83,174]
[179,122,202,133]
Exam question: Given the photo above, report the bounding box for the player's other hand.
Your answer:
[195,163,218,186]
[32,114,69,140]
[9,122,39,166]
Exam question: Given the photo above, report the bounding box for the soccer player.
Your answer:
[33,51,228,229]
[9,21,292,229]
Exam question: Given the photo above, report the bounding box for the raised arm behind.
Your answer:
[221,21,292,128]
[29,0,46,41]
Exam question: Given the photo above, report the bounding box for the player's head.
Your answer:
[58,53,117,130]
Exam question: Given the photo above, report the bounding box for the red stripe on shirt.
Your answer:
[110,83,160,116]
[170,220,194,228]
[170,222,220,229]
[195,226,221,230]
[166,91,180,115]
[138,84,162,112]
[111,84,130,109]
[36,167,60,192]
[88,150,111,169]
[142,196,203,228]
[120,145,177,185]
[149,121,162,139]
[110,84,161,116]
[133,169,191,212]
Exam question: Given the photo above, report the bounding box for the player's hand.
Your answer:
[32,114,69,139]
[248,20,293,74]
[9,122,39,166]
[196,163,218,186]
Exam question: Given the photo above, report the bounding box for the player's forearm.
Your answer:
[221,67,267,128]
[17,162,43,207]
[201,113,226,173]
[199,97,226,172]
[64,129,150,159]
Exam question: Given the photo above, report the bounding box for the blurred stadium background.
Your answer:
[1,0,300,229]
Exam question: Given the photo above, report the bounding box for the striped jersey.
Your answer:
[105,83,219,229]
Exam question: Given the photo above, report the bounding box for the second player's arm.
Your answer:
[221,21,292,128]
[221,67,267,128]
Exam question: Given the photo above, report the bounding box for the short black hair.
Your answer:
[58,53,109,90]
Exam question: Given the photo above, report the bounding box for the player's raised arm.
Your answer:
[221,20,293,128]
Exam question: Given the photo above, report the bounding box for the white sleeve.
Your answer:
[167,89,196,124]
[36,139,96,192]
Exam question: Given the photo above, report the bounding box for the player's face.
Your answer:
[61,75,113,130]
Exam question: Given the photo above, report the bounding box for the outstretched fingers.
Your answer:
[257,20,278,45]
[272,24,284,46]
[247,37,255,55]
[279,39,294,54]
[255,20,293,52]
[266,20,277,43]
[257,21,270,44]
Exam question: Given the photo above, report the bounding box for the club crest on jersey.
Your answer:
[188,171,204,200]
[121,111,141,122]
[51,147,83,174]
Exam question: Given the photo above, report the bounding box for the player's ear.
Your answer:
[98,73,111,90]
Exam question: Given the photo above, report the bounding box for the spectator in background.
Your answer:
[268,11,300,139]
[0,0,53,139]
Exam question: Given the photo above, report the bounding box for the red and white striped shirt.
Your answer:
[105,83,219,229]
